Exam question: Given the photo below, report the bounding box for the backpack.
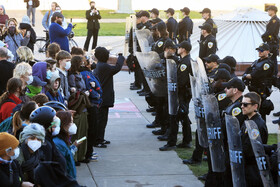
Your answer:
[126,54,136,72]
[33,0,40,8]
[0,99,16,133]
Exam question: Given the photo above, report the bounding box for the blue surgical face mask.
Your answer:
[46,70,52,80]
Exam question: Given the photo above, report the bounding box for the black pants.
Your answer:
[268,43,279,76]
[84,28,99,51]
[191,130,204,162]
[85,106,98,158]
[155,97,169,131]
[96,106,109,144]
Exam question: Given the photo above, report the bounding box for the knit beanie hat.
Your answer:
[0,133,19,156]
[19,123,46,143]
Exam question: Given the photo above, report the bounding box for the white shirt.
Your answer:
[28,0,33,6]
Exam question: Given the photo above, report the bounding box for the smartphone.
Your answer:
[26,31,31,37]
[77,136,87,144]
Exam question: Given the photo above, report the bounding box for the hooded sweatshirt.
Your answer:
[45,73,65,104]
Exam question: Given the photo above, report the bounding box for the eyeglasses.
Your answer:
[241,102,255,107]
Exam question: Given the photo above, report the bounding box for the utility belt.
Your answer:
[248,82,272,99]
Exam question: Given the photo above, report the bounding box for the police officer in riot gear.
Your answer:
[242,43,275,121]
[261,5,280,76]
[222,77,246,186]
[164,8,178,42]
[160,41,193,151]
[200,8,218,37]
[240,92,268,187]
[218,56,237,78]
[199,23,217,59]
[152,22,169,55]
[178,7,193,43]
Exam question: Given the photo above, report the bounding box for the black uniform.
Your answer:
[241,113,268,187]
[243,57,274,120]
[262,15,280,75]
[167,55,192,146]
[199,34,217,59]
[177,16,193,43]
[152,37,169,55]
[204,18,218,37]
[166,17,178,41]
[222,96,245,187]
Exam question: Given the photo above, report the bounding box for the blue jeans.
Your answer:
[27,6,36,25]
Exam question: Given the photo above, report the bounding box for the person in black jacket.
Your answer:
[0,47,15,95]
[164,8,178,42]
[83,1,101,51]
[198,23,217,59]
[19,16,36,52]
[178,7,193,43]
[241,92,268,187]
[200,8,218,37]
[93,47,124,148]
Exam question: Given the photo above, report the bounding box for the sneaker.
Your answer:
[198,173,207,181]
[89,156,98,162]
[92,152,98,157]
[182,158,201,165]
[159,144,176,151]
[273,111,280,117]
[102,140,111,144]
[94,143,107,148]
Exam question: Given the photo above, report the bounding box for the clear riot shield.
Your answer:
[190,58,208,148]
[131,15,137,55]
[135,51,167,97]
[124,16,132,57]
[166,59,178,115]
[197,57,210,94]
[225,115,246,187]
[245,120,274,187]
[135,29,154,53]
[202,94,225,172]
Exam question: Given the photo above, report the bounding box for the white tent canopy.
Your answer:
[189,8,280,63]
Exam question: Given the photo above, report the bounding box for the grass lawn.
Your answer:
[41,10,202,19]
[175,133,277,179]
[73,22,125,36]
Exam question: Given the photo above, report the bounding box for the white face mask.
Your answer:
[68,123,77,135]
[10,147,20,160]
[27,140,42,152]
[26,75,34,85]
[52,126,60,136]
[65,61,71,70]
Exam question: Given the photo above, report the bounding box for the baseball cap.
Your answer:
[199,23,212,33]
[177,41,192,52]
[164,39,177,50]
[200,8,211,14]
[218,56,237,69]
[135,11,142,18]
[222,77,245,92]
[140,11,150,18]
[203,54,219,63]
[52,12,63,19]
[256,43,270,51]
[213,69,231,81]
[180,7,190,15]
[149,8,159,15]
[30,76,47,87]
[164,8,175,15]
[267,5,278,13]
[218,63,231,73]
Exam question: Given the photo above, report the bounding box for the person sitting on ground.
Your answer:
[49,12,72,52]
[32,93,49,107]
[3,18,30,61]
[55,111,80,179]
[0,132,34,187]
[0,78,23,123]
[17,123,45,183]
[0,47,15,95]
[16,46,36,66]
[19,16,36,52]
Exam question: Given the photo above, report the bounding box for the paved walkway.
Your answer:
[76,71,204,187]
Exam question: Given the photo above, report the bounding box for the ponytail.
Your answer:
[12,111,22,136]
[0,92,10,108]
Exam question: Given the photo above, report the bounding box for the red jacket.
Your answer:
[0,94,22,123]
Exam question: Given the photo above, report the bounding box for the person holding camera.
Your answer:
[83,1,101,52]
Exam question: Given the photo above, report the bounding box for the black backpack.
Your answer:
[33,0,40,8]
[126,54,136,72]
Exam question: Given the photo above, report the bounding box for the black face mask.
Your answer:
[91,63,96,70]
[8,26,16,36]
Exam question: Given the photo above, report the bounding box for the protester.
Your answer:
[0,132,34,186]
[42,2,59,30]
[25,76,47,98]
[0,47,15,95]
[0,78,22,123]
[0,5,9,26]
[17,123,45,183]
[19,16,36,52]
[49,12,73,52]
[94,47,124,147]
[3,18,30,61]
[16,46,36,66]
[45,72,65,104]
[55,111,79,179]
[32,93,49,106]
[56,50,72,101]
